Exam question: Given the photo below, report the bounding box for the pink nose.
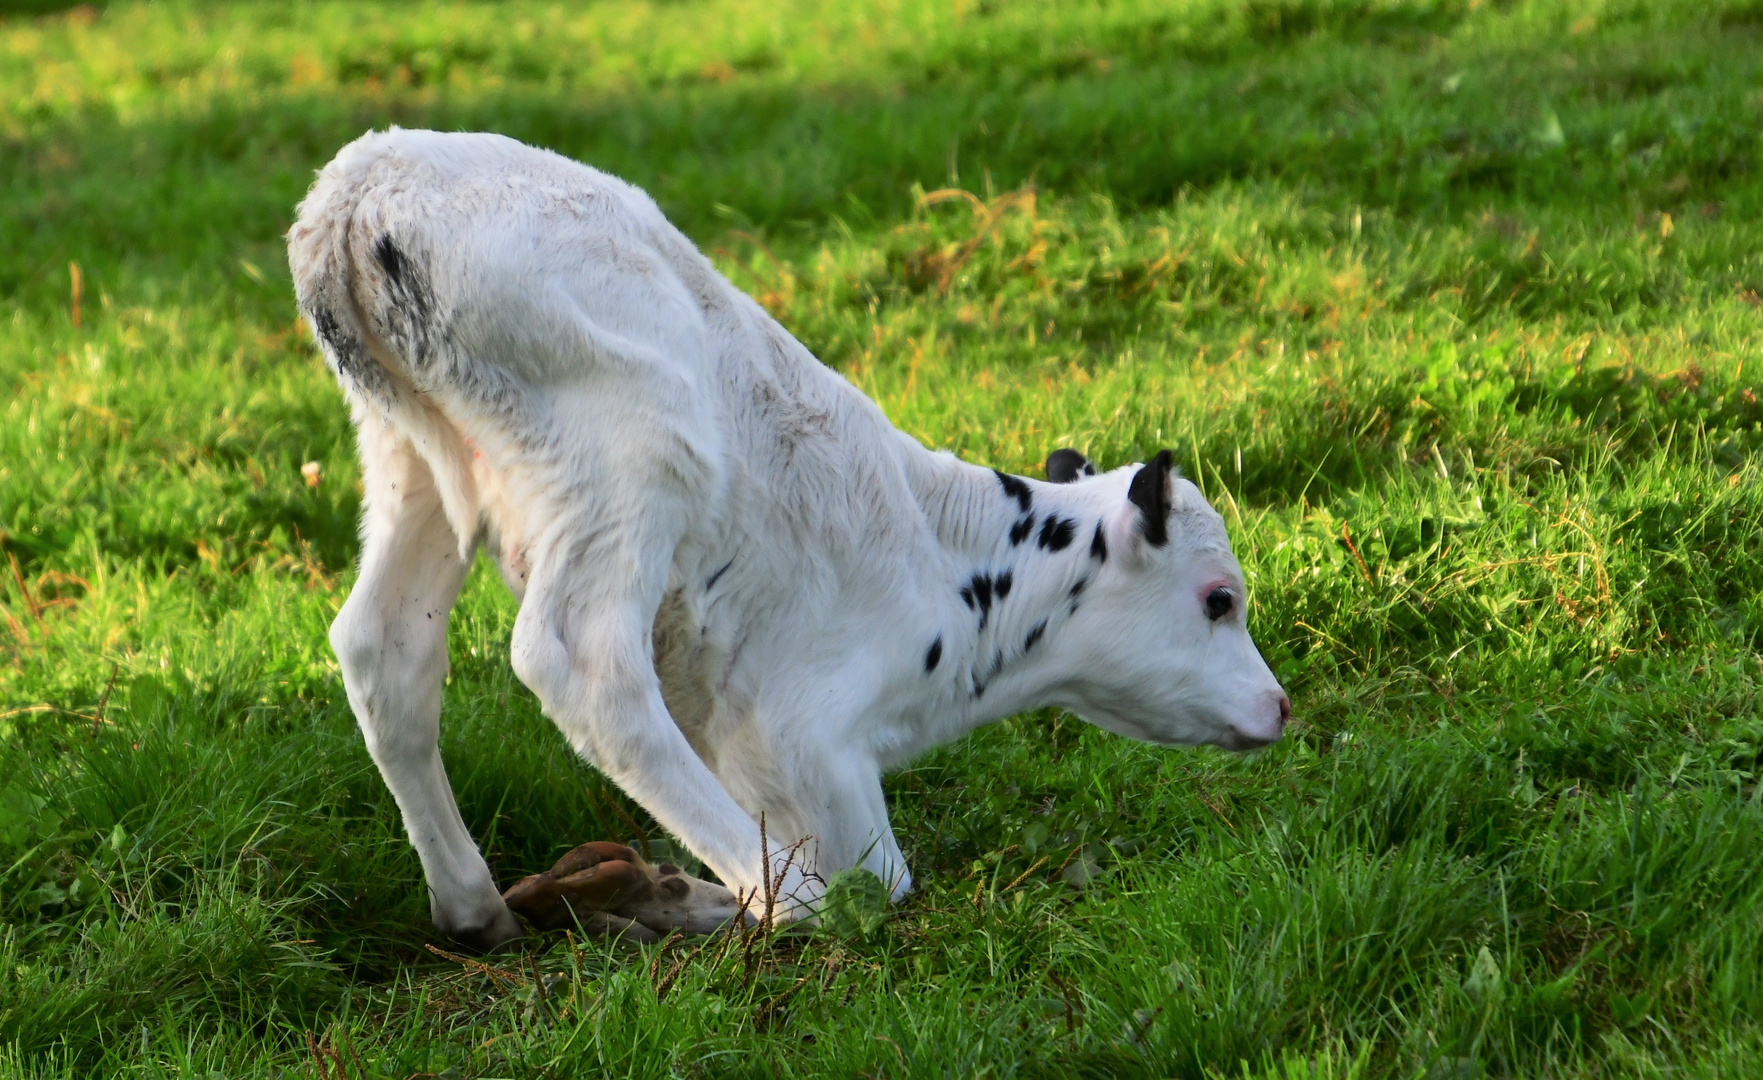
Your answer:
[1277,696,1292,726]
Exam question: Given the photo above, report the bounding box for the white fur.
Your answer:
[287,129,1289,946]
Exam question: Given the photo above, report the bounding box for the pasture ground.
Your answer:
[3,1,1763,1076]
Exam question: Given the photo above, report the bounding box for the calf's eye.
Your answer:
[1205,587,1234,622]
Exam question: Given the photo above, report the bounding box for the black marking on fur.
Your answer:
[989,650,1005,678]
[374,234,411,288]
[925,637,943,673]
[372,233,442,374]
[963,572,997,629]
[994,569,1013,600]
[705,559,735,590]
[1090,522,1108,562]
[1038,516,1077,552]
[1024,620,1048,651]
[970,573,994,618]
[1069,577,1088,599]
[309,301,384,394]
[1069,600,1082,616]
[994,470,1034,514]
[309,303,348,357]
[1128,450,1174,547]
[1009,514,1036,546]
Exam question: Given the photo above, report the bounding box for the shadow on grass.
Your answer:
[4,4,1761,580]
[4,3,1761,307]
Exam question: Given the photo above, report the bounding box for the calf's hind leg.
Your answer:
[330,416,521,948]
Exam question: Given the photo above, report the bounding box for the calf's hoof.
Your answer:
[503,841,742,942]
[437,902,525,953]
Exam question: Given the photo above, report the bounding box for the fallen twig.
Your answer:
[92,660,120,738]
[8,554,42,630]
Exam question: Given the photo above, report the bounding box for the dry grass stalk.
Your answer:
[1002,856,1048,892]
[915,185,1037,294]
[423,943,526,990]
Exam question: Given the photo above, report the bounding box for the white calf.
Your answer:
[288,129,1289,947]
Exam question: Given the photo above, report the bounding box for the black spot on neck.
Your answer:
[994,471,1034,514]
[1024,620,1047,651]
[970,573,993,614]
[1038,516,1076,552]
[705,558,734,590]
[1069,577,1088,599]
[994,569,1013,599]
[1090,523,1108,562]
[924,636,943,673]
[966,572,996,630]
[1009,514,1036,546]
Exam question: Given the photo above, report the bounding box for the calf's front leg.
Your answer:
[511,524,823,925]
[724,740,913,905]
[782,739,916,902]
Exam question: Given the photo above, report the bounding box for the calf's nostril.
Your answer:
[1278,696,1292,725]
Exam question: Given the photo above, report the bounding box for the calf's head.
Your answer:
[1044,449,1290,751]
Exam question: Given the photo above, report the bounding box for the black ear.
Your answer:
[1045,448,1095,484]
[1126,449,1174,546]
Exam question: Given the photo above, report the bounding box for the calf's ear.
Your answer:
[1045,448,1096,484]
[1126,449,1175,546]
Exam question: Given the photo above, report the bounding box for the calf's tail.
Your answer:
[287,129,483,559]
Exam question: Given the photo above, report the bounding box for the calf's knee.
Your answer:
[329,603,448,754]
[328,597,376,675]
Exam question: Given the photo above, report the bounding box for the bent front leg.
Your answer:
[331,425,520,948]
[512,536,823,924]
[840,760,913,903]
[730,740,911,904]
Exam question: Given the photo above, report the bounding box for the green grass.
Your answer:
[2,0,1762,1075]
